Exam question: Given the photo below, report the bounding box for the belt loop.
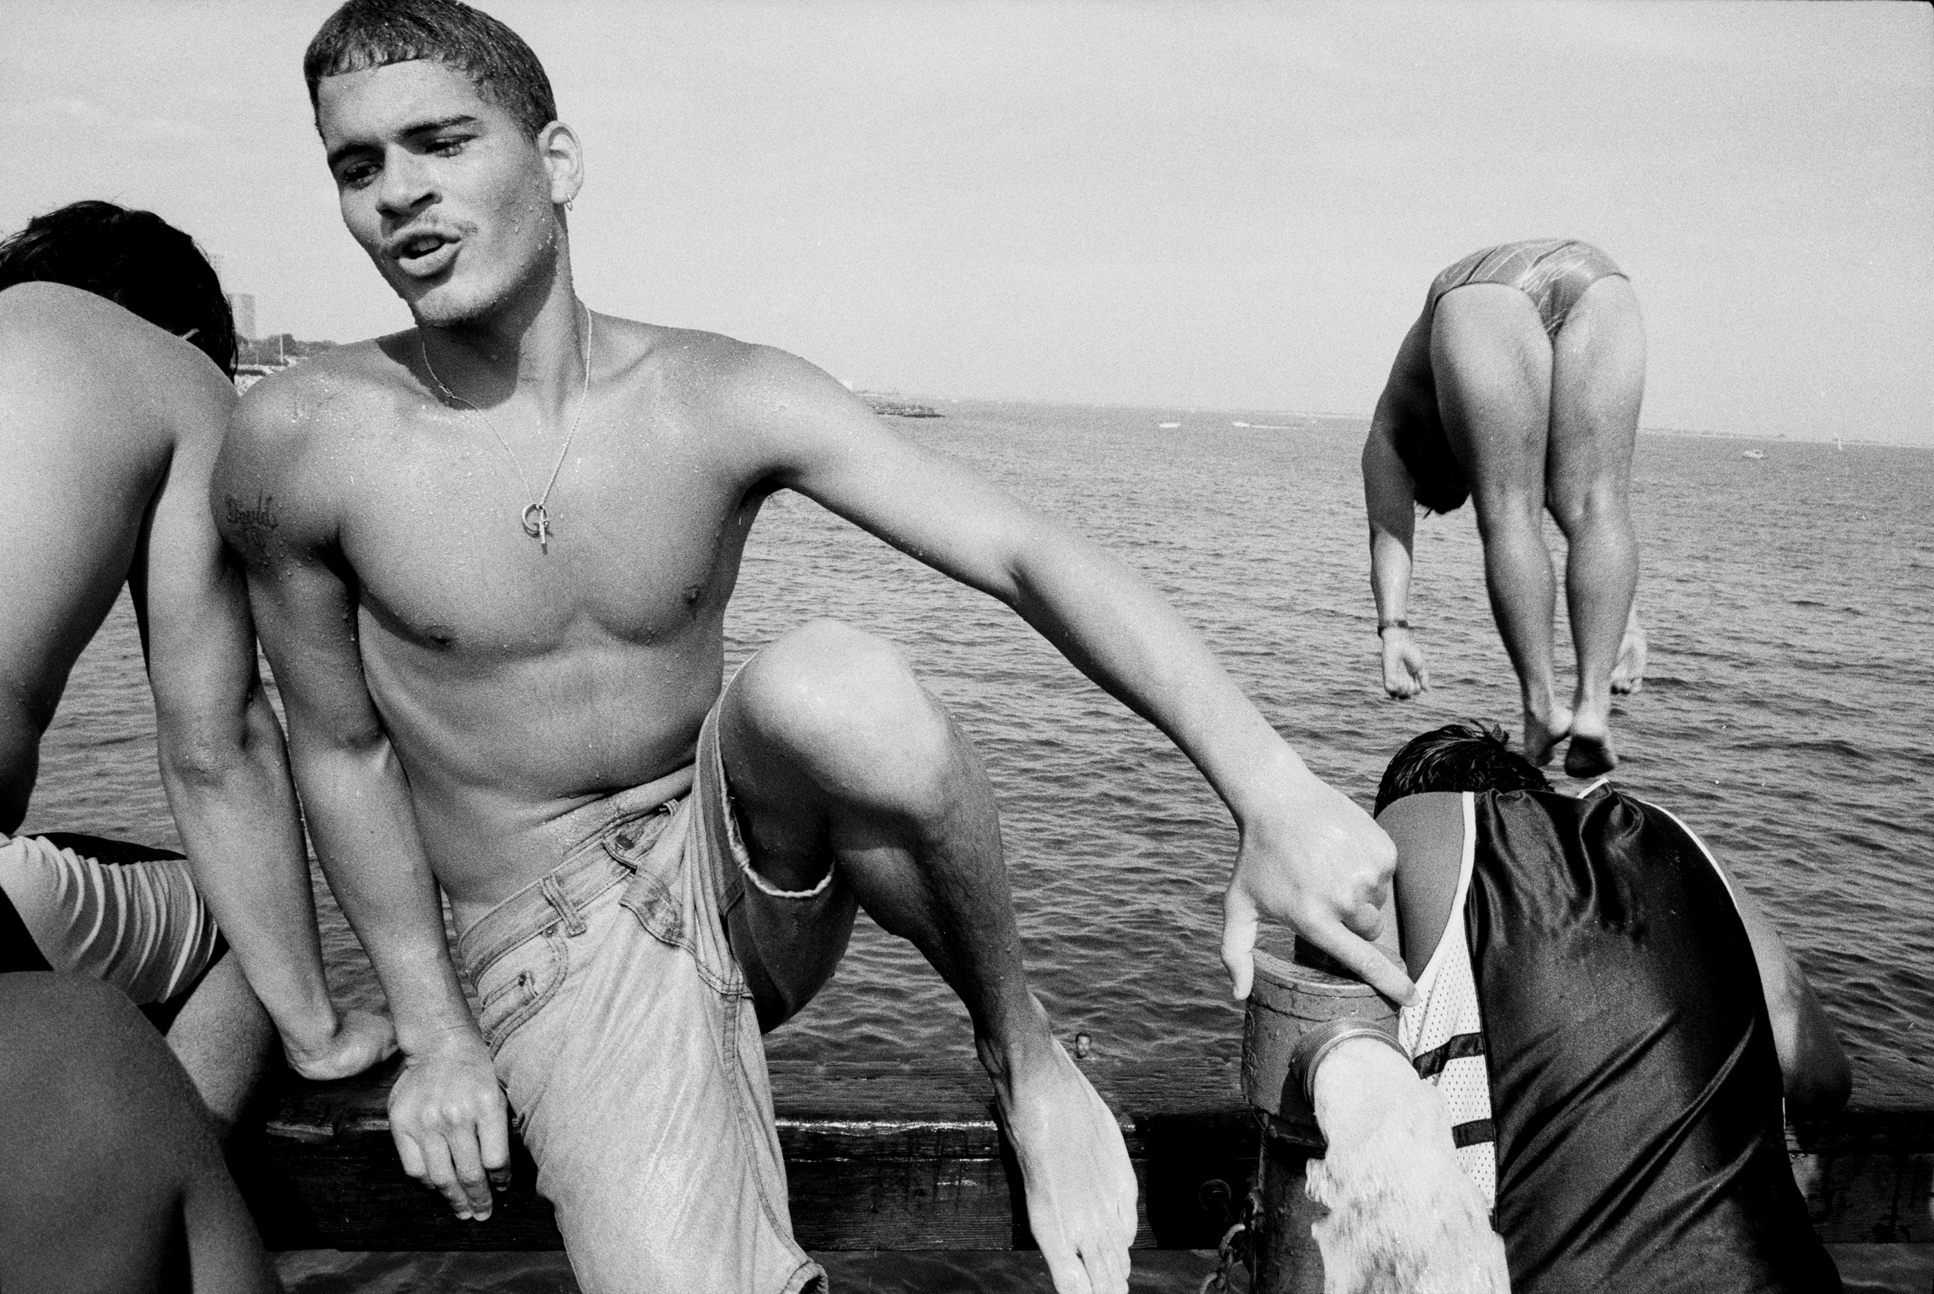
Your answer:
[541,872,588,935]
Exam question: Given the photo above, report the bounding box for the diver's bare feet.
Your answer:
[978,1001,1138,1294]
[1610,620,1648,696]
[1564,722,1617,778]
[1521,704,1572,767]
[1565,699,1617,776]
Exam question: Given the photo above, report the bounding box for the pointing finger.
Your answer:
[1304,915,1417,1007]
[1221,889,1260,1002]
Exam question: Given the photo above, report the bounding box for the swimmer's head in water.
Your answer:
[1375,721,1548,814]
[1392,422,1471,515]
[0,201,237,378]
[304,0,558,140]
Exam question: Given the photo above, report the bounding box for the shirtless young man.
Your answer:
[214,3,1413,1291]
[1362,239,1649,777]
[0,203,391,1288]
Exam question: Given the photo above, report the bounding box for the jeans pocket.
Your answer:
[475,931,566,1053]
[602,798,680,871]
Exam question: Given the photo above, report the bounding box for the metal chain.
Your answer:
[1198,1178,1263,1294]
[420,302,593,552]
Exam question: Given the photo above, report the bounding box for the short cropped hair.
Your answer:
[0,201,236,378]
[304,0,558,138]
[1393,422,1471,514]
[1375,721,1548,815]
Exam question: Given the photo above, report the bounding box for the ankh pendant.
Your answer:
[521,502,552,553]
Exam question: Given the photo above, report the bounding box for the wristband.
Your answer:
[1377,619,1410,635]
[1290,1020,1411,1107]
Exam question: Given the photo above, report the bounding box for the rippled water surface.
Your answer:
[25,403,1934,1285]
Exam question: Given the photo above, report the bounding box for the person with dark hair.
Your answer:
[1373,719,1549,815]
[1374,721,1849,1291]
[0,200,239,377]
[0,206,395,1285]
[1362,239,1649,777]
[215,3,1415,1291]
[303,0,558,137]
[0,225,396,1103]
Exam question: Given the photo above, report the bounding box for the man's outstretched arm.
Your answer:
[725,347,1416,1004]
[134,358,392,1083]
[214,385,508,1221]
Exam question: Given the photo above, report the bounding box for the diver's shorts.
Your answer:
[455,696,830,1294]
[0,831,226,1032]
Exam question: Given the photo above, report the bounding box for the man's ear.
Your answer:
[538,120,585,208]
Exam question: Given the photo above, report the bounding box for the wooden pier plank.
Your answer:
[234,1058,1931,1252]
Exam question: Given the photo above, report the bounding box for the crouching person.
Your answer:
[1374,722,1847,1292]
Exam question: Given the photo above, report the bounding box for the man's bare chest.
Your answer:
[332,420,759,656]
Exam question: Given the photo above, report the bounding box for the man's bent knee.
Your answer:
[731,621,954,775]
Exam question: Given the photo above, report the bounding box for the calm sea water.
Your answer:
[26,402,1933,1287]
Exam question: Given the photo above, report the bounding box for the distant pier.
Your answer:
[861,393,944,418]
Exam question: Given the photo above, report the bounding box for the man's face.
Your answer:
[315,59,562,327]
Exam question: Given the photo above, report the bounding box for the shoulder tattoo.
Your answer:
[223,491,282,562]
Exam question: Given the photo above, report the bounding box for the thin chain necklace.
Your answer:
[420,303,594,554]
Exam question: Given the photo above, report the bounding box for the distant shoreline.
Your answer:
[854,393,1920,449]
[858,393,943,418]
[230,350,1917,448]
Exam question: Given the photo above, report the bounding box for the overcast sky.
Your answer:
[3,1,1929,442]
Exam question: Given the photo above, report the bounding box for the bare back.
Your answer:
[0,283,234,830]
[219,316,851,914]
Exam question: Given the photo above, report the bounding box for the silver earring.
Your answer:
[565,196,576,212]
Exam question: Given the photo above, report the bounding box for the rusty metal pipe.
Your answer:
[1240,942,1401,1293]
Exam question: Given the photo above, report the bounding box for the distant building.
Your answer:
[232,331,341,389]
[226,292,257,340]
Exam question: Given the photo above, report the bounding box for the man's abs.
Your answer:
[360,623,729,923]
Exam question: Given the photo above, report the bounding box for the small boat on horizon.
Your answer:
[1742,450,1765,460]
[1158,421,1181,429]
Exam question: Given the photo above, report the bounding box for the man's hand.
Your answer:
[1380,627,1430,699]
[283,1007,398,1081]
[388,1035,512,1221]
[1221,775,1417,1006]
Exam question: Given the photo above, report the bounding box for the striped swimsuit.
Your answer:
[1427,238,1626,337]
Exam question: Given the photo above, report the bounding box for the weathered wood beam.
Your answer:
[234,1055,1260,1252]
[1789,1110,1934,1245]
[231,1056,1931,1252]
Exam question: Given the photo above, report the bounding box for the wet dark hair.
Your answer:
[1393,421,1470,514]
[305,0,559,139]
[0,201,236,377]
[1375,721,1548,815]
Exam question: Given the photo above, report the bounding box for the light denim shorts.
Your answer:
[455,700,829,1294]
